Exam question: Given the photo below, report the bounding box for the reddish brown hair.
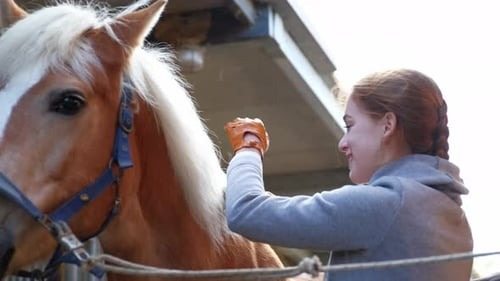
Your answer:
[351,69,449,159]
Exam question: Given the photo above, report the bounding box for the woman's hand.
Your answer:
[224,117,270,157]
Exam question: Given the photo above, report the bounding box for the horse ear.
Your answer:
[0,0,28,28]
[111,0,168,49]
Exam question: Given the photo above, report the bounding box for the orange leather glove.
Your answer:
[224,117,270,157]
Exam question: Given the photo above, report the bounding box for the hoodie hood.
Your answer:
[369,154,468,205]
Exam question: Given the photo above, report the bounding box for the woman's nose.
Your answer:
[338,135,348,153]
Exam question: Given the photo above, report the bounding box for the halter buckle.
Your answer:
[119,88,134,134]
[47,220,90,265]
[54,223,84,250]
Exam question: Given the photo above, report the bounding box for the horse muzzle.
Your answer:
[0,226,14,278]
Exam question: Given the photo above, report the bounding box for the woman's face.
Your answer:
[338,98,386,184]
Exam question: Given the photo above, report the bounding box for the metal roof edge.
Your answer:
[259,0,337,88]
[266,11,345,139]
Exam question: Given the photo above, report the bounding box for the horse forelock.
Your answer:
[0,2,111,85]
[127,48,228,245]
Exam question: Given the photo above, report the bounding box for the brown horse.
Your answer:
[0,0,284,280]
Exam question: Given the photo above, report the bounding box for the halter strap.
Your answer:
[0,87,135,280]
[0,174,44,220]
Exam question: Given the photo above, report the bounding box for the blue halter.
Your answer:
[0,86,135,279]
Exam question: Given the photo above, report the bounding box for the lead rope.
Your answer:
[77,250,500,280]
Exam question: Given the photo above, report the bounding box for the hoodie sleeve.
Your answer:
[225,150,402,251]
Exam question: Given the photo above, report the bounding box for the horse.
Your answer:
[0,0,286,280]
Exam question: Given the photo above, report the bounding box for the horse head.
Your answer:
[0,0,169,276]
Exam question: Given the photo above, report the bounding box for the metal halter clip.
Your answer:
[41,220,90,266]
[53,222,89,263]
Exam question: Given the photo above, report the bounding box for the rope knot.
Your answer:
[298,256,322,277]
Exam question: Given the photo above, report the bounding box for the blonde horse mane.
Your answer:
[0,1,227,244]
[127,48,228,243]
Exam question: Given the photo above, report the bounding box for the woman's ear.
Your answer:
[382,112,398,137]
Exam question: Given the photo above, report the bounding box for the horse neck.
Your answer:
[98,99,284,281]
[99,99,222,273]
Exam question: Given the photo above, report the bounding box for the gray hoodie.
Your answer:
[226,152,473,281]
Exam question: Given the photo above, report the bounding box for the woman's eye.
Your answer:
[49,91,86,115]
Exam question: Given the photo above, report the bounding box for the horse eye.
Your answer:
[49,91,86,115]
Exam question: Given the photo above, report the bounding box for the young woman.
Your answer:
[224,69,473,281]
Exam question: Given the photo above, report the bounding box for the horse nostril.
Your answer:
[0,226,14,278]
